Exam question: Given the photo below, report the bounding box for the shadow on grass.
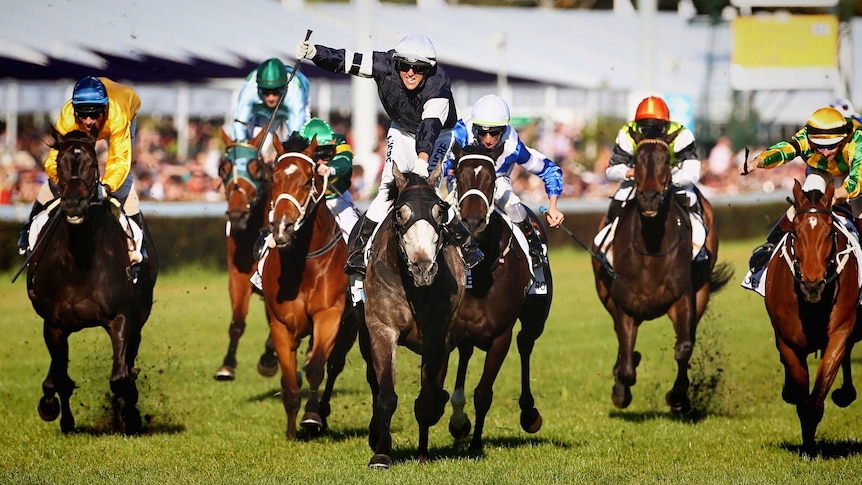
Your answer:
[374,435,572,467]
[608,407,717,424]
[778,439,862,459]
[246,386,365,403]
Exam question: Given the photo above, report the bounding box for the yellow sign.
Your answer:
[732,14,838,68]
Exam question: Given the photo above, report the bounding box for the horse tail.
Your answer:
[708,261,734,294]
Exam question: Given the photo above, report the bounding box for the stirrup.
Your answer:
[461,247,484,270]
[748,242,775,272]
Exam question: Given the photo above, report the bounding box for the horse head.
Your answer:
[451,142,503,238]
[788,179,838,303]
[630,128,680,217]
[391,160,448,287]
[268,132,321,248]
[53,126,100,224]
[218,128,271,232]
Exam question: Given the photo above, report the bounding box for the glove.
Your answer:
[413,158,429,178]
[295,41,316,60]
[99,183,111,200]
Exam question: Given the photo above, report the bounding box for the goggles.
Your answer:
[74,105,105,119]
[396,60,430,75]
[475,125,505,138]
[811,139,843,151]
[259,87,283,97]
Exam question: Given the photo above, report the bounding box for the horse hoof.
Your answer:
[368,454,392,469]
[257,359,278,378]
[214,365,236,381]
[38,396,60,422]
[520,408,543,434]
[60,414,76,434]
[448,418,471,440]
[121,409,143,436]
[832,386,857,408]
[301,412,325,436]
[612,384,632,409]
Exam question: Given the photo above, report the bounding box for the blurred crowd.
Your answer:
[0,116,799,207]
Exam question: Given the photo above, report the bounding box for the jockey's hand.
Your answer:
[99,183,112,200]
[545,206,564,228]
[316,163,334,178]
[295,41,316,60]
[833,186,849,204]
[738,158,759,176]
[413,158,429,178]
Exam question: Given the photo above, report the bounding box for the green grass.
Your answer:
[1,240,861,484]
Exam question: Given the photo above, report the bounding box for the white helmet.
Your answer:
[393,33,437,67]
[471,94,510,128]
[830,98,859,119]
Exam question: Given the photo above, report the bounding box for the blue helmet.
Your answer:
[71,76,108,114]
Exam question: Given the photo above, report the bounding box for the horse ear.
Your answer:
[272,134,284,156]
[88,125,99,142]
[50,124,63,148]
[628,126,643,145]
[306,137,319,159]
[249,127,267,149]
[393,163,408,191]
[428,158,444,187]
[666,128,682,145]
[219,126,233,146]
[792,178,803,203]
[823,182,835,205]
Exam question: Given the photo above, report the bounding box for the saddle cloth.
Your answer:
[593,211,708,267]
[740,216,862,304]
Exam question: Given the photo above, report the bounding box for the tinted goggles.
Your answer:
[259,87,283,97]
[75,106,105,119]
[396,60,430,75]
[475,126,505,138]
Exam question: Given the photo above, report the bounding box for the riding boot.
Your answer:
[604,199,625,227]
[446,219,484,270]
[345,216,378,278]
[129,213,148,263]
[516,219,546,269]
[749,214,792,272]
[253,227,272,260]
[18,200,47,255]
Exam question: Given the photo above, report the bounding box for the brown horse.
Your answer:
[592,129,732,413]
[262,132,357,439]
[26,127,158,434]
[764,180,860,457]
[214,128,278,380]
[357,161,466,468]
[446,142,549,451]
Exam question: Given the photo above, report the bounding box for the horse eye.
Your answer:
[396,205,412,224]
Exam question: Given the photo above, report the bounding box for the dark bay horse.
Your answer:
[358,161,466,468]
[764,180,860,457]
[26,127,158,434]
[592,130,733,413]
[214,128,278,380]
[263,133,358,439]
[446,143,550,451]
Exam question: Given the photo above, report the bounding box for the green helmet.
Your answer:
[256,58,288,90]
[300,118,334,145]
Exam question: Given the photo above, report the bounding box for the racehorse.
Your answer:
[357,160,466,468]
[263,132,358,439]
[446,142,551,451]
[592,129,733,413]
[26,127,158,434]
[214,128,278,380]
[763,180,860,457]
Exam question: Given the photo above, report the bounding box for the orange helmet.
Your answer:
[634,96,670,122]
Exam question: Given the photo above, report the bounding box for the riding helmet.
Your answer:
[471,94,510,130]
[72,76,108,115]
[300,118,334,145]
[806,107,851,146]
[256,58,288,90]
[393,33,437,67]
[634,96,670,122]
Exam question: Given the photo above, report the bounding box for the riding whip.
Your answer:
[540,206,619,279]
[257,29,313,160]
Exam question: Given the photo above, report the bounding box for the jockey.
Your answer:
[18,76,147,266]
[830,98,862,126]
[253,117,359,258]
[447,94,564,268]
[604,95,703,229]
[229,57,310,160]
[739,106,862,273]
[295,32,482,286]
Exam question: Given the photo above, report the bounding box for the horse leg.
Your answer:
[414,348,451,463]
[271,325,301,440]
[612,312,640,409]
[366,325,399,469]
[517,307,547,433]
[470,329,513,452]
[39,323,76,432]
[257,330,279,378]
[215,274,252,381]
[832,341,857,407]
[801,333,852,457]
[301,308,343,435]
[448,343,473,440]
[665,300,696,414]
[319,312,359,428]
[107,315,142,435]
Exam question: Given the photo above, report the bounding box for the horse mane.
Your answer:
[282,132,310,153]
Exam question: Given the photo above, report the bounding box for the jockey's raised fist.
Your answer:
[296,41,316,60]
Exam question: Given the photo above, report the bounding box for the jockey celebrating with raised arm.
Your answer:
[18,76,148,269]
[739,106,862,273]
[295,32,483,288]
[230,58,310,160]
[448,94,564,268]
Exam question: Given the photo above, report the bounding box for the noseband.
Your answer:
[393,184,448,272]
[269,151,326,232]
[783,207,851,286]
[222,143,266,209]
[454,154,494,226]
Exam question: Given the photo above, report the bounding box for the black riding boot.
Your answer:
[749,214,791,272]
[129,213,148,263]
[604,199,625,227]
[345,216,378,278]
[446,219,484,270]
[18,200,47,255]
[517,219,546,269]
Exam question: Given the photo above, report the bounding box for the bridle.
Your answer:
[393,183,448,277]
[222,143,267,210]
[269,151,326,233]
[453,153,494,227]
[782,207,852,286]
